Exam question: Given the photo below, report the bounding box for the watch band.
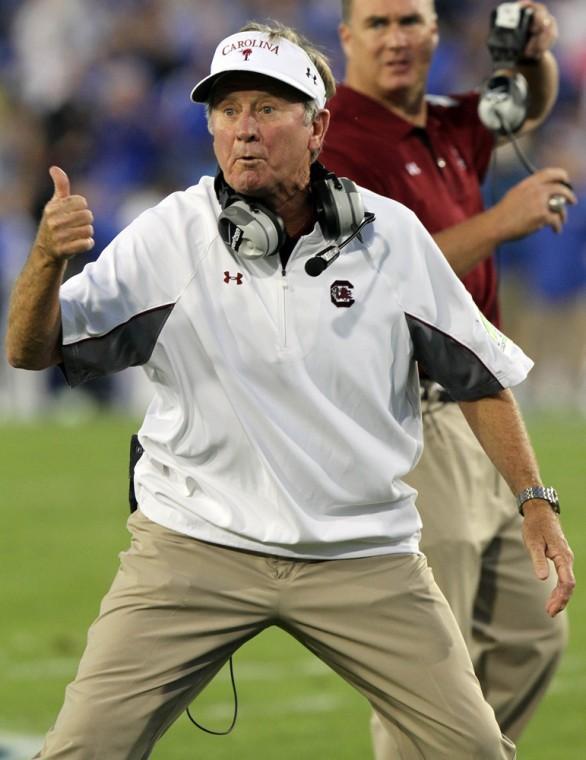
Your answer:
[516,486,560,516]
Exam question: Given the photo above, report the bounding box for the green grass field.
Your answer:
[1,413,584,758]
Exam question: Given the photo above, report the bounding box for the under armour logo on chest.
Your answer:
[224,271,243,285]
[405,162,422,176]
[450,146,467,171]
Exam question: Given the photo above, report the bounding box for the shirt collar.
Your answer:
[332,83,422,140]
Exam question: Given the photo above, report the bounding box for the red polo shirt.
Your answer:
[321,84,499,325]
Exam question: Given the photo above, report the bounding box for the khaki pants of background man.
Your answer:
[371,395,567,759]
[37,509,515,759]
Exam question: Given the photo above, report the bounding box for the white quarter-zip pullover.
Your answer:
[60,177,532,559]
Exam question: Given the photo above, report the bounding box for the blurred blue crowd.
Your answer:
[0,0,584,416]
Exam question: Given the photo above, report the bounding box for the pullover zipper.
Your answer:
[280,267,288,348]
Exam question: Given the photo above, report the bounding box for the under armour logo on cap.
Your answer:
[190,31,327,108]
[306,67,317,85]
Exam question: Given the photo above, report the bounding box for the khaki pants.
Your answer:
[372,398,567,758]
[38,509,515,759]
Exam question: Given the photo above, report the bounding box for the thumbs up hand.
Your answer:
[36,166,95,262]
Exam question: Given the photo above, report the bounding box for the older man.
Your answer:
[6,20,573,760]
[320,0,576,752]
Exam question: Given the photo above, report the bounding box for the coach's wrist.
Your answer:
[516,486,560,516]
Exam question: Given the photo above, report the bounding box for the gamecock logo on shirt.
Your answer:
[330,280,355,308]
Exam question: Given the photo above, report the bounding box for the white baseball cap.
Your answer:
[190,31,327,109]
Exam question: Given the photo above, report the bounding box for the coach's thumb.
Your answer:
[49,165,71,199]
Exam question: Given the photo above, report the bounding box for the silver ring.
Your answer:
[548,195,565,214]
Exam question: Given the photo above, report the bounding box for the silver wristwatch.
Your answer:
[516,486,560,516]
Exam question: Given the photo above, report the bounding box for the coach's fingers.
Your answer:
[545,540,576,616]
[49,165,71,199]
[547,208,565,235]
[521,504,553,580]
[546,580,574,617]
[525,538,550,580]
[61,208,95,227]
[522,502,576,615]
[58,237,95,256]
[58,224,94,243]
[545,555,576,616]
[37,172,94,260]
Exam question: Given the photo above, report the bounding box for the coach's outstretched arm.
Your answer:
[431,165,576,277]
[5,166,94,370]
[459,389,575,617]
[431,2,575,277]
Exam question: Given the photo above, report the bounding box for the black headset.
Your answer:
[478,71,529,135]
[477,3,533,135]
[215,162,367,260]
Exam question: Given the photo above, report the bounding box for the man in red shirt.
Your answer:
[321,0,576,755]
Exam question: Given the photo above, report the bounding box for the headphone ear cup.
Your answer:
[478,72,528,134]
[313,177,365,240]
[218,199,286,258]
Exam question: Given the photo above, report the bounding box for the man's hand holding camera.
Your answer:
[519,1,558,62]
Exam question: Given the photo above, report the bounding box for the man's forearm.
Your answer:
[6,165,94,370]
[459,387,576,616]
[434,160,575,278]
[5,244,65,370]
[518,50,559,131]
[458,388,542,495]
[432,205,504,277]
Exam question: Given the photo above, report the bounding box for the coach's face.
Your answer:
[209,73,329,205]
[340,0,438,106]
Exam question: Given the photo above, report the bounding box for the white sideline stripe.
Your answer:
[2,657,330,682]
[188,692,344,721]
[548,652,586,694]
[234,658,330,680]
[548,675,586,695]
[556,652,586,671]
[3,657,79,680]
[0,732,42,760]
[0,696,343,756]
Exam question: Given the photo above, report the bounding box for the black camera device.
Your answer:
[487,2,534,69]
[478,3,534,134]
